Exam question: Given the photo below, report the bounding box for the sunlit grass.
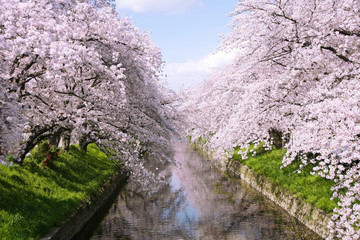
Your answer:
[0,143,118,240]
[233,145,338,214]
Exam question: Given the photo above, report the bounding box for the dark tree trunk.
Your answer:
[49,132,61,148]
[79,134,94,152]
[18,124,71,164]
[269,128,286,149]
[18,125,54,164]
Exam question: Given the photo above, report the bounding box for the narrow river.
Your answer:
[83,142,321,240]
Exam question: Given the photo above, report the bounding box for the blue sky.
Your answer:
[115,0,239,91]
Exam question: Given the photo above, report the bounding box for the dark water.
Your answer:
[85,142,321,240]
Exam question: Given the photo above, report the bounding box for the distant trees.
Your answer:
[181,0,360,239]
[0,0,175,180]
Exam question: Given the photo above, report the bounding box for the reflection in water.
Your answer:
[87,142,321,240]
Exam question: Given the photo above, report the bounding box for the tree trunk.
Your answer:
[18,124,71,164]
[269,128,284,149]
[79,134,94,152]
[49,132,61,148]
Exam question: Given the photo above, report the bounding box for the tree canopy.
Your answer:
[180,0,360,239]
[0,0,176,184]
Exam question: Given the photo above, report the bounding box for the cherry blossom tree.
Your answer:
[0,0,175,185]
[182,0,360,239]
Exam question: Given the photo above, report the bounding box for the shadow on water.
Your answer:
[77,141,322,240]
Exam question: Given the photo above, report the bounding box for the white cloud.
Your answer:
[162,50,237,91]
[115,0,203,14]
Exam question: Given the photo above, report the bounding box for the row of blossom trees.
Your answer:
[181,0,360,239]
[0,0,176,181]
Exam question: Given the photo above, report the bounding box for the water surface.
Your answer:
[86,142,321,240]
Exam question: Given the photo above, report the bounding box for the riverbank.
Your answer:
[0,143,125,240]
[191,141,333,239]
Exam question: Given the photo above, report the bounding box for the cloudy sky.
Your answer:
[115,0,239,91]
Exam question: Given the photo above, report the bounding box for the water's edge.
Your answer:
[40,170,128,240]
[191,143,331,239]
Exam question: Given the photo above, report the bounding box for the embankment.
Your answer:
[191,143,331,239]
[40,170,127,240]
[0,143,127,240]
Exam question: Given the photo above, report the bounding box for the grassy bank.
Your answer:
[0,143,118,240]
[232,145,338,213]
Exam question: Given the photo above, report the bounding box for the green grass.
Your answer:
[233,145,338,214]
[0,143,118,240]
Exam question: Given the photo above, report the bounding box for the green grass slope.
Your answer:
[233,145,338,213]
[0,143,118,240]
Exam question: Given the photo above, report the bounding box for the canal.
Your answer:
[81,142,321,240]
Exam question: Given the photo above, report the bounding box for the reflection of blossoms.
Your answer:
[90,142,319,240]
